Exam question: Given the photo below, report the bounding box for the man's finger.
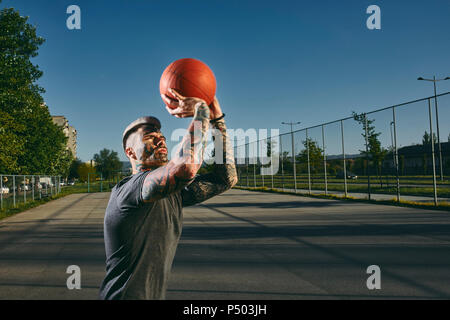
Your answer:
[168,88,185,101]
[165,105,192,117]
[162,94,179,108]
[165,105,179,115]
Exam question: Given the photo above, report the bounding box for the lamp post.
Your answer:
[282,121,301,192]
[391,109,401,202]
[390,121,396,168]
[418,76,450,181]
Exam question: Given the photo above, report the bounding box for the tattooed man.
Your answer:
[99,89,237,300]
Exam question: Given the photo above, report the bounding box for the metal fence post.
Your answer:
[428,98,438,205]
[341,120,348,197]
[253,142,256,188]
[306,129,311,195]
[13,175,16,207]
[234,145,239,185]
[280,136,285,191]
[291,131,297,193]
[270,136,274,189]
[246,143,249,187]
[0,174,3,210]
[364,114,371,200]
[261,139,265,188]
[23,175,26,204]
[392,107,400,202]
[433,94,443,181]
[322,125,328,195]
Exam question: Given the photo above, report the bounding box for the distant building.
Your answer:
[86,160,96,167]
[52,116,77,158]
[383,141,450,175]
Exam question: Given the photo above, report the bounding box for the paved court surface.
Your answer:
[0,189,449,299]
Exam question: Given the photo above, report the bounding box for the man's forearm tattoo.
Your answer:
[211,119,238,186]
[177,103,210,165]
[141,103,210,202]
[181,118,238,207]
[141,164,192,202]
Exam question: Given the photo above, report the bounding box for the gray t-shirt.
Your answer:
[99,171,183,300]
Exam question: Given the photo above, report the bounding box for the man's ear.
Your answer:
[125,147,137,160]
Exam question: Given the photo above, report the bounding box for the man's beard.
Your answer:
[141,149,168,170]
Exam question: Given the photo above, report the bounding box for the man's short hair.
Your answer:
[122,116,161,151]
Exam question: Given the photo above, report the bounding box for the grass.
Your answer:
[233,186,450,212]
[239,173,450,185]
[236,175,450,198]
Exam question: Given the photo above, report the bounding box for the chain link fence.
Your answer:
[86,171,128,193]
[0,171,129,211]
[234,92,450,205]
[0,175,61,210]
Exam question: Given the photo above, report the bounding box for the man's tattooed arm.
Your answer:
[181,118,238,207]
[141,103,210,203]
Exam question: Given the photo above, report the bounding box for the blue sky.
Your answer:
[2,0,450,161]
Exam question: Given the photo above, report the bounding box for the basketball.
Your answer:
[160,58,216,109]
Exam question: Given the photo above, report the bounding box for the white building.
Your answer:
[52,115,77,158]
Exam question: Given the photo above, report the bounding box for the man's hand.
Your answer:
[162,88,207,118]
[162,88,223,120]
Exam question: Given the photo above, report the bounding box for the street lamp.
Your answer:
[282,121,301,192]
[390,121,396,168]
[418,76,450,181]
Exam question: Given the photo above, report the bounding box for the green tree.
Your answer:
[49,149,74,178]
[0,5,70,175]
[352,112,388,187]
[263,138,277,170]
[297,138,323,175]
[422,131,437,145]
[68,158,83,181]
[77,162,96,183]
[0,110,25,173]
[280,151,292,173]
[93,149,122,180]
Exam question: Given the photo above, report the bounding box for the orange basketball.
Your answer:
[160,58,216,109]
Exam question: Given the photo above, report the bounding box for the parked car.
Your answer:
[68,181,75,186]
[336,171,358,180]
[1,187,9,194]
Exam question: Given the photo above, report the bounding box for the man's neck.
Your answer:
[132,161,153,175]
